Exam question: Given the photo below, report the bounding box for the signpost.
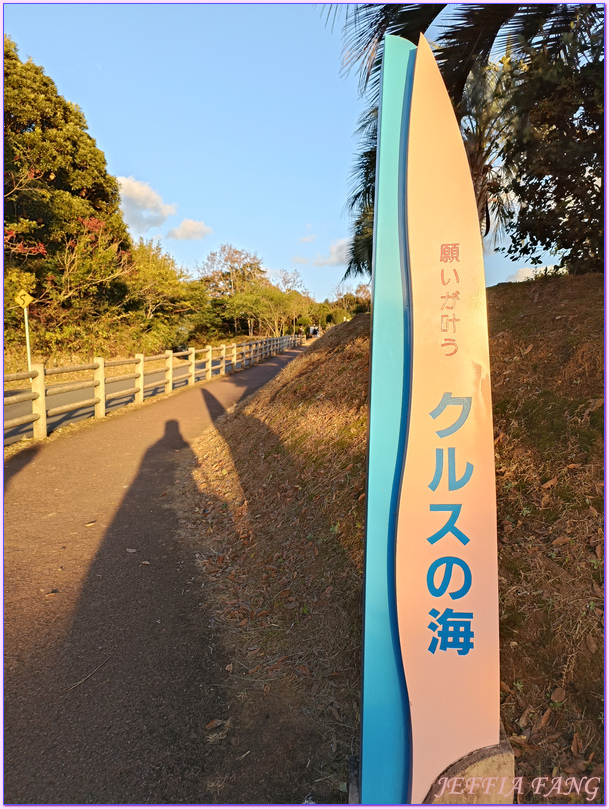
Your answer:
[361,35,510,804]
[14,289,34,371]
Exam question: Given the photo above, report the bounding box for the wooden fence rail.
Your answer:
[4,335,302,441]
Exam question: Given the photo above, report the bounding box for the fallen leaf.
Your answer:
[344,463,353,473]
[521,344,533,356]
[571,732,583,757]
[206,719,223,731]
[85,521,97,527]
[338,783,348,793]
[552,536,570,546]
[585,634,598,654]
[500,681,513,694]
[126,548,137,553]
[284,602,298,609]
[313,546,319,557]
[541,477,558,489]
[551,686,566,703]
[328,706,341,722]
[518,706,532,729]
[534,708,551,732]
[225,663,233,672]
[567,463,581,469]
[357,492,366,502]
[296,664,310,676]
[140,560,150,565]
[248,664,261,675]
[592,582,604,599]
[563,759,587,774]
[238,618,248,626]
[596,543,603,559]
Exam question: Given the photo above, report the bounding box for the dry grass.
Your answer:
[489,275,604,801]
[178,275,603,803]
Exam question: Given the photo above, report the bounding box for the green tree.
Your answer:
[339,4,603,276]
[4,35,129,262]
[500,10,603,274]
[126,239,190,321]
[326,307,352,325]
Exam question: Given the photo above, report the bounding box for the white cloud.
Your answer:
[300,234,317,243]
[292,238,351,267]
[312,237,350,267]
[507,267,537,283]
[507,265,565,282]
[117,176,177,234]
[167,218,213,241]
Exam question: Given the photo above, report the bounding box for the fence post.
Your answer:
[206,345,213,380]
[164,350,173,394]
[220,344,226,375]
[93,357,106,418]
[135,354,144,403]
[30,363,47,440]
[232,343,238,372]
[188,347,196,386]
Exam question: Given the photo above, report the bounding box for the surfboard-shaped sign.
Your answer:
[362,34,500,804]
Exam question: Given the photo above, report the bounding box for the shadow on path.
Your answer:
[4,420,229,804]
[3,444,41,494]
[193,388,355,804]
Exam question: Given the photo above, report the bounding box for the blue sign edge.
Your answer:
[360,35,416,805]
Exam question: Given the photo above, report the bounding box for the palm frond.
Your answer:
[341,4,446,97]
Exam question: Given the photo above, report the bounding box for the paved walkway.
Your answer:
[4,346,307,804]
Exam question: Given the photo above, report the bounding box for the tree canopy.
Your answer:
[4,35,129,261]
[340,4,604,278]
[499,9,603,274]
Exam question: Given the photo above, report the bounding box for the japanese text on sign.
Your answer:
[426,391,475,656]
[439,244,461,356]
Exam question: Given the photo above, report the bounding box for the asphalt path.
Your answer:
[4,344,308,804]
[4,355,250,446]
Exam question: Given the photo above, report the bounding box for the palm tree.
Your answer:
[341,4,589,114]
[340,3,600,277]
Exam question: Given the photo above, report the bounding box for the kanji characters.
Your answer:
[440,243,460,263]
[441,314,460,333]
[428,608,474,655]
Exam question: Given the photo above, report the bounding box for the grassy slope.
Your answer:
[179,274,603,803]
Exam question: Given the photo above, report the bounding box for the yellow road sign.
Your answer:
[15,289,33,308]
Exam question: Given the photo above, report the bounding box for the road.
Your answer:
[4,343,308,804]
[4,354,251,446]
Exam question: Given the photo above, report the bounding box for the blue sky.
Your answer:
[5,2,541,300]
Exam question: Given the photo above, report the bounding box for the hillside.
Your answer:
[175,273,603,804]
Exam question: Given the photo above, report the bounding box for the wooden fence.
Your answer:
[4,335,301,441]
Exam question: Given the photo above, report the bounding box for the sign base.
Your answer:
[423,725,514,804]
